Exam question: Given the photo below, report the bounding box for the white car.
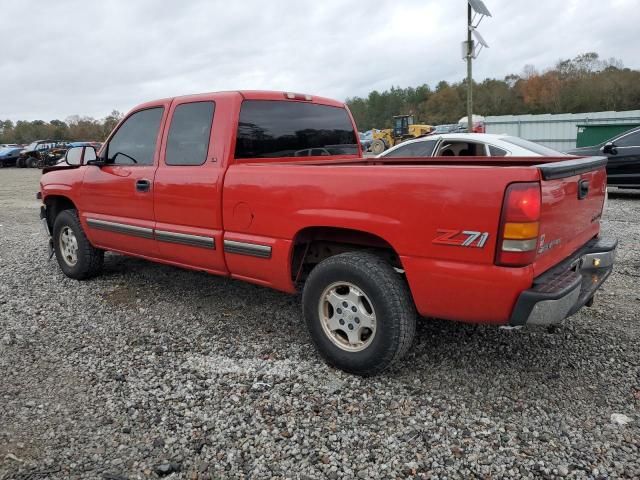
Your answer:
[377,133,566,158]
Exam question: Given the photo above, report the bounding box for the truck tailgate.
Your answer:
[533,157,608,276]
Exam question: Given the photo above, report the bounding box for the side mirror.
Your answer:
[65,146,84,166]
[65,146,97,166]
[84,146,97,163]
[602,142,617,155]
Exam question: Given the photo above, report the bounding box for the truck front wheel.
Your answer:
[302,252,416,376]
[52,209,104,280]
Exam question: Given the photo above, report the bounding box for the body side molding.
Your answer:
[86,218,154,239]
[223,239,272,258]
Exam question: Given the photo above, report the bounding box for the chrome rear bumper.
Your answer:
[509,237,617,326]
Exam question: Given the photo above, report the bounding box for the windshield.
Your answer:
[25,142,39,150]
[502,137,566,156]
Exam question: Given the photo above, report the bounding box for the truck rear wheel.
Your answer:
[302,252,416,376]
[371,139,387,155]
[53,209,104,280]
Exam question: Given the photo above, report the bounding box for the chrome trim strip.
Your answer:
[223,239,272,258]
[155,230,215,249]
[86,218,154,239]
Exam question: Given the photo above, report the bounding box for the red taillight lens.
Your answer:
[496,182,541,267]
[504,183,541,222]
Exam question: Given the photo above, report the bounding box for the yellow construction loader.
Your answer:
[370,115,433,155]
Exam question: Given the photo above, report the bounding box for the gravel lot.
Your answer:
[0,168,638,480]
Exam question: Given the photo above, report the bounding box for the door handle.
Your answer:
[136,179,151,192]
[578,179,589,199]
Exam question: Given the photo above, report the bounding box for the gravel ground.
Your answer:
[0,168,638,480]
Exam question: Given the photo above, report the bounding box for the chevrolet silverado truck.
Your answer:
[39,90,617,375]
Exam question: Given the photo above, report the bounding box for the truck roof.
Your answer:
[134,90,346,111]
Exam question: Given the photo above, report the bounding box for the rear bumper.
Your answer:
[509,237,617,326]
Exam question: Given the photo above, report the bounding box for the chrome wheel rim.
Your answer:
[59,226,78,266]
[319,281,377,352]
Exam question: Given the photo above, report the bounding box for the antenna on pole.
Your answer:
[463,0,491,132]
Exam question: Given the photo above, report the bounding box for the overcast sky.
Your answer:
[1,0,638,121]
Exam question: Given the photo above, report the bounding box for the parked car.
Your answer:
[17,140,69,168]
[0,147,24,167]
[378,133,568,158]
[458,114,486,133]
[359,131,373,152]
[428,124,467,135]
[39,90,616,375]
[566,126,640,188]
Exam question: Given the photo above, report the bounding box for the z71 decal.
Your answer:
[433,229,489,248]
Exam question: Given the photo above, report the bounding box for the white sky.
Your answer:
[1,0,638,121]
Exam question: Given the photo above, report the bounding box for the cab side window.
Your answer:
[616,130,640,147]
[165,102,215,166]
[437,141,486,156]
[106,107,164,166]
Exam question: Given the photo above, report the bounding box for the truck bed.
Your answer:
[223,155,607,323]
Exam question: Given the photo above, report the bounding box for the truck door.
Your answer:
[79,104,167,256]
[608,128,640,187]
[153,96,228,274]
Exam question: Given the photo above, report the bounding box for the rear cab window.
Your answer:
[235,100,359,159]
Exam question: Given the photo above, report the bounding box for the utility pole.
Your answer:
[463,0,491,133]
[466,3,474,133]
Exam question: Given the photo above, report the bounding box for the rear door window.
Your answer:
[488,145,508,156]
[384,140,437,157]
[235,100,358,159]
[165,102,215,166]
[438,141,486,156]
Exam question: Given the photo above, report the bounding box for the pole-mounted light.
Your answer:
[464,0,492,132]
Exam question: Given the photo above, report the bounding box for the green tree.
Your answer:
[346,52,639,130]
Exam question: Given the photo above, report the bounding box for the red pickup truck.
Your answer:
[39,90,617,375]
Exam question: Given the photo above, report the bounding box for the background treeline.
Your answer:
[347,52,640,130]
[0,111,123,144]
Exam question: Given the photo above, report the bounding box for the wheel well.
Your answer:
[291,227,401,285]
[44,196,76,230]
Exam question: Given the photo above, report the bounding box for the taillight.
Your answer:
[496,182,541,267]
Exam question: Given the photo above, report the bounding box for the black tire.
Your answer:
[52,209,104,280]
[302,252,416,376]
[16,157,25,168]
[371,139,387,155]
[27,157,39,168]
